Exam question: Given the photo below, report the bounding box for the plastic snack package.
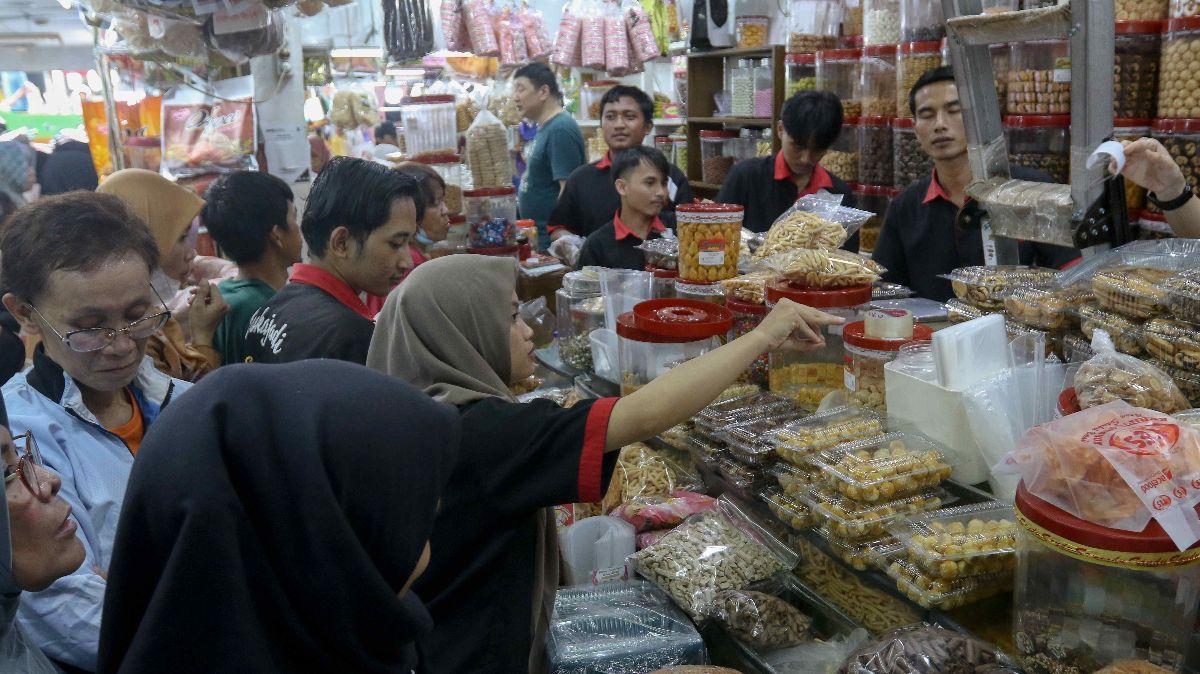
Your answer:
[767,629,871,674]
[441,0,468,50]
[612,491,718,532]
[753,211,848,261]
[579,3,606,70]
[518,3,551,58]
[720,271,773,304]
[624,0,661,64]
[712,588,813,652]
[464,108,513,189]
[602,442,703,513]
[840,624,1020,674]
[550,2,582,66]
[760,249,884,288]
[462,0,499,56]
[604,9,631,74]
[1073,329,1188,413]
[942,265,1056,310]
[161,75,256,179]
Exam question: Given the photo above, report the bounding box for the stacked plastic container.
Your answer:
[400,95,458,158]
[787,0,842,53]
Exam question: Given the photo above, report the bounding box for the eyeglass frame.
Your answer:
[4,431,47,499]
[23,284,172,354]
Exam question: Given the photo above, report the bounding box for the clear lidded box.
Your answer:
[761,487,814,532]
[887,556,1014,610]
[771,461,821,498]
[816,48,864,118]
[803,485,945,540]
[859,45,897,118]
[694,390,796,434]
[787,0,842,53]
[555,269,604,373]
[1005,114,1071,184]
[719,408,809,466]
[770,405,886,467]
[808,432,952,502]
[888,501,1019,580]
[819,527,899,571]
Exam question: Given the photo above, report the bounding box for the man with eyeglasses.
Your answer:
[0,192,191,672]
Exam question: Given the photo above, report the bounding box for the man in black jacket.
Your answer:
[872,67,1079,301]
[716,90,857,251]
[549,86,692,240]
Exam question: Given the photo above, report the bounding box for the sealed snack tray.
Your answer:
[1003,285,1094,330]
[1150,358,1200,407]
[761,487,813,532]
[818,527,898,571]
[1078,303,1145,356]
[720,271,774,305]
[945,265,1056,310]
[1143,318,1200,373]
[686,434,728,466]
[803,486,945,541]
[943,298,997,324]
[713,455,768,498]
[694,391,796,432]
[658,424,695,452]
[771,461,819,499]
[770,406,885,468]
[1093,266,1175,319]
[888,502,1017,580]
[1061,332,1095,362]
[808,433,952,503]
[885,557,1014,610]
[719,409,810,466]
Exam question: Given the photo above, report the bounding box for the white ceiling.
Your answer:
[0,0,92,47]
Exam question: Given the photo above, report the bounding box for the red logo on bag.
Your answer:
[1175,486,1188,500]
[1192,478,1200,490]
[1108,422,1181,456]
[1153,495,1172,511]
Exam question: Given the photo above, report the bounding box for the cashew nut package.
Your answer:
[839,624,1020,674]
[887,502,1017,580]
[942,265,1056,310]
[712,589,814,652]
[628,497,798,619]
[761,249,885,288]
[1073,330,1188,413]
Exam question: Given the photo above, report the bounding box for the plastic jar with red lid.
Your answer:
[675,202,743,284]
[1006,39,1070,115]
[842,317,933,410]
[858,117,894,186]
[727,297,770,386]
[1160,17,1200,118]
[787,53,818,97]
[816,48,863,118]
[892,117,933,190]
[1005,115,1070,184]
[616,299,733,395]
[700,130,739,185]
[860,45,898,118]
[853,184,899,253]
[786,0,841,53]
[464,186,518,247]
[819,117,861,183]
[1114,21,1163,120]
[863,0,900,46]
[1119,0,1165,20]
[896,41,943,118]
[900,0,944,42]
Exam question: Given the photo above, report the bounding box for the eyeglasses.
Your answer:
[4,431,46,499]
[26,285,172,353]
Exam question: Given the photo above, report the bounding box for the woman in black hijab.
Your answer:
[96,360,460,674]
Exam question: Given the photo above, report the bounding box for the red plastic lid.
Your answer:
[404,94,455,104]
[842,320,934,351]
[786,53,817,65]
[124,136,160,147]
[863,44,897,57]
[616,311,657,342]
[899,40,942,55]
[448,213,466,223]
[414,153,461,164]
[843,116,861,126]
[765,280,873,308]
[677,201,744,214]
[463,186,516,197]
[1016,482,1200,555]
[855,183,900,197]
[630,299,733,340]
[1113,118,1153,128]
[1116,20,1165,34]
[893,117,915,129]
[465,245,519,256]
[584,80,619,87]
[1167,16,1200,32]
[724,297,768,315]
[818,48,863,61]
[516,219,535,227]
[1004,114,1071,128]
[1153,118,1200,134]
[1058,387,1080,416]
[842,35,865,48]
[860,116,892,127]
[699,130,739,138]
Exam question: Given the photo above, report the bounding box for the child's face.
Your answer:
[616,161,669,219]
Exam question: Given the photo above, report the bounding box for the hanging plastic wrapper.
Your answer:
[160,19,208,61]
[519,3,551,59]
[604,10,631,74]
[383,0,435,61]
[580,5,607,70]
[465,108,514,189]
[206,7,284,64]
[441,0,468,51]
[624,0,661,65]
[463,0,499,56]
[161,75,257,180]
[551,2,583,66]
[496,8,527,65]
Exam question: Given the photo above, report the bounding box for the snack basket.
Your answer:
[803,485,946,540]
[887,502,1018,580]
[770,405,886,467]
[760,487,814,532]
[942,265,1056,310]
[807,432,952,503]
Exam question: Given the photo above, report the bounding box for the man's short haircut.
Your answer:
[375,121,397,141]
[201,171,294,265]
[302,157,426,258]
[611,146,670,184]
[780,90,844,152]
[909,66,957,115]
[600,86,654,124]
[513,62,561,98]
[1,191,159,302]
[394,161,446,208]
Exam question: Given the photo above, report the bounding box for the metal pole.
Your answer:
[92,24,125,173]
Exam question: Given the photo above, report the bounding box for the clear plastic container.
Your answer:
[675,281,728,305]
[772,461,821,498]
[463,186,518,247]
[863,0,900,46]
[946,265,1057,310]
[727,297,769,387]
[816,48,864,118]
[736,14,770,48]
[415,153,464,214]
[700,130,739,185]
[900,0,944,42]
[1005,114,1070,184]
[762,488,813,532]
[945,298,990,324]
[650,268,678,299]
[843,319,934,411]
[1119,0,1167,19]
[124,136,161,172]
[1152,118,1200,204]
[896,41,944,118]
[787,0,842,54]
[843,0,864,36]
[719,408,809,465]
[438,213,468,255]
[803,485,945,540]
[771,405,886,467]
[731,60,755,117]
[886,556,1014,609]
[1115,119,1153,211]
[858,117,894,186]
[1078,303,1147,356]
[853,184,896,254]
[694,390,795,434]
[400,95,458,158]
[713,455,768,500]
[766,281,870,410]
[889,502,1018,579]
[1114,21,1162,120]
[1013,484,1200,674]
[556,270,604,373]
[808,432,952,503]
[892,118,933,189]
[859,45,897,118]
[1172,0,1200,18]
[581,80,619,120]
[1005,39,1070,115]
[819,117,861,182]
[891,340,936,381]
[787,53,818,97]
[754,58,774,118]
[616,299,733,396]
[670,134,688,173]
[675,202,743,283]
[1003,286,1094,330]
[820,528,899,570]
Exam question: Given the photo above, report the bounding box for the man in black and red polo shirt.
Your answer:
[549,85,692,240]
[872,67,1079,301]
[576,146,673,270]
[240,157,425,364]
[716,90,857,251]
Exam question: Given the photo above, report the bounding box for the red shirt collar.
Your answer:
[613,209,666,241]
[596,152,612,170]
[774,152,834,197]
[289,263,376,321]
[923,168,954,204]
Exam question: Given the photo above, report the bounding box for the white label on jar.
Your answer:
[591,564,629,585]
[844,368,857,391]
[698,239,725,266]
[1053,68,1071,83]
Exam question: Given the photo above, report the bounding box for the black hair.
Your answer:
[375,121,397,141]
[909,66,957,115]
[1,191,159,302]
[201,171,295,265]
[611,146,670,184]
[780,90,843,152]
[599,85,654,124]
[0,191,15,231]
[513,62,561,98]
[301,157,426,258]
[394,163,445,207]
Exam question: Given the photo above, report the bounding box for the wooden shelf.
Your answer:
[688,116,774,125]
[576,118,685,128]
[686,45,775,59]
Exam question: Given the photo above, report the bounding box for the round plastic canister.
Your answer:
[700,130,739,184]
[1118,0,1166,19]
[1113,21,1162,121]
[616,299,733,396]
[896,41,943,118]
[900,0,944,42]
[1014,484,1200,673]
[853,184,899,253]
[464,186,518,247]
[787,0,841,53]
[842,316,933,410]
[415,153,464,214]
[858,117,894,186]
[816,48,864,118]
[863,0,900,46]
[859,45,897,118]
[675,203,744,284]
[556,270,604,373]
[1006,39,1070,115]
[766,281,871,410]
[124,136,162,172]
[726,297,769,386]
[648,268,679,299]
[787,53,818,97]
[1005,115,1070,184]
[892,118,933,190]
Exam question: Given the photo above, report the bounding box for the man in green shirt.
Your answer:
[201,171,304,365]
[512,62,586,250]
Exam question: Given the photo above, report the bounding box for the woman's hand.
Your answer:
[187,279,230,346]
[752,298,845,352]
[1120,138,1188,199]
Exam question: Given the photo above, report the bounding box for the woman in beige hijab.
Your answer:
[367,254,840,674]
[96,169,228,382]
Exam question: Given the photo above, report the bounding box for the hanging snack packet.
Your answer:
[161,75,256,179]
